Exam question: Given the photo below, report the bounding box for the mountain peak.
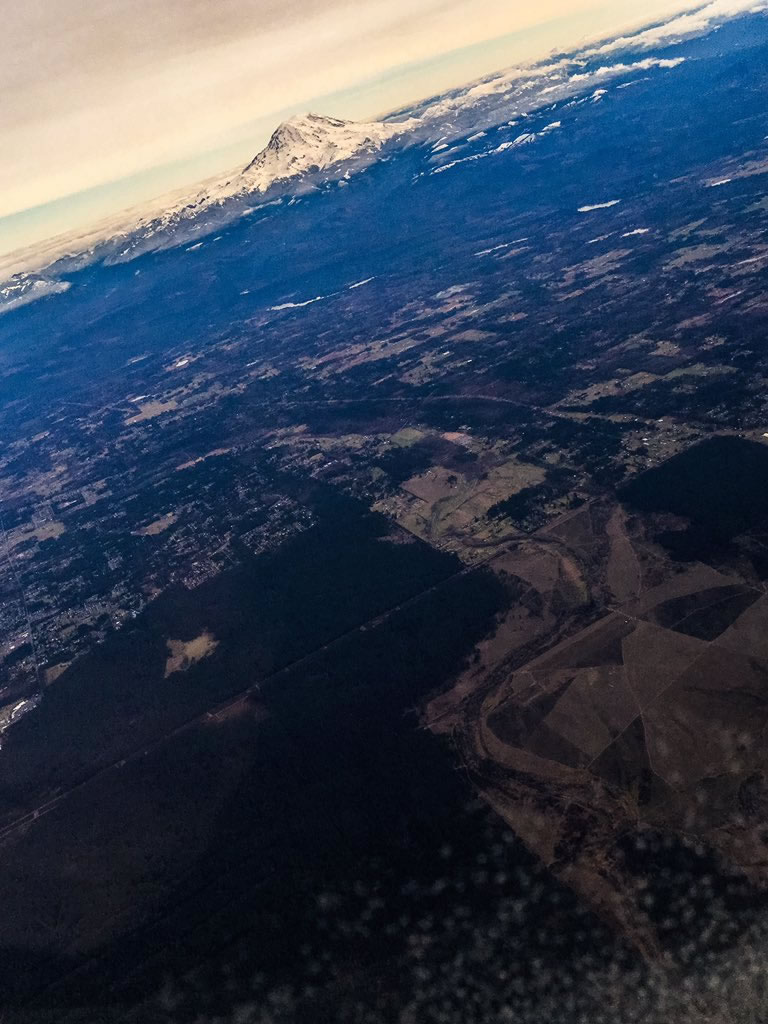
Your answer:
[258,113,350,159]
[240,112,407,187]
[283,112,348,130]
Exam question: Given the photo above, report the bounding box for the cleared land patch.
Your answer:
[164,631,219,679]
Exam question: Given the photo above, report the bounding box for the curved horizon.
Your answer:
[1,0,762,259]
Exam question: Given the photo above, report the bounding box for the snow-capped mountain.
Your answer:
[240,113,407,189]
[0,273,71,314]
[174,112,411,215]
[98,113,413,264]
[1,0,765,306]
[105,113,412,260]
[0,113,413,289]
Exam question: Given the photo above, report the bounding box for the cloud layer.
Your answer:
[0,0,763,223]
[585,0,768,55]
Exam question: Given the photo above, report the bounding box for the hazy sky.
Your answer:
[0,0,757,253]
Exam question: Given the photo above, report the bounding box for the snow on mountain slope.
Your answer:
[240,113,407,190]
[0,274,71,314]
[407,56,687,144]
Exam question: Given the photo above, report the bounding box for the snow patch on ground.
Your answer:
[270,296,327,311]
[579,200,622,212]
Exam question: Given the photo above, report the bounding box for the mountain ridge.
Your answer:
[2,1,764,299]
[0,111,414,288]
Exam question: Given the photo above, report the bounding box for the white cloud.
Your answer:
[585,0,768,56]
